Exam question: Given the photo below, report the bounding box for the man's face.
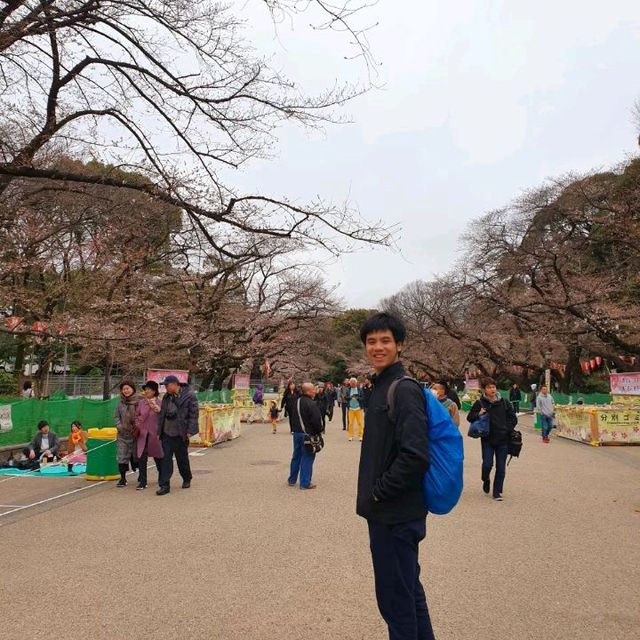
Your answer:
[434,384,446,399]
[349,379,357,388]
[541,386,548,395]
[166,382,180,394]
[343,379,349,386]
[302,384,315,398]
[365,329,402,373]
[484,384,498,397]
[41,425,50,434]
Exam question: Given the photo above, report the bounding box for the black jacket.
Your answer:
[447,388,461,409]
[467,395,517,445]
[360,384,373,409]
[288,395,323,435]
[509,387,522,401]
[314,392,327,415]
[356,362,430,525]
[158,384,199,438]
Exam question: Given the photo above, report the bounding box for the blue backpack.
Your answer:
[387,378,464,515]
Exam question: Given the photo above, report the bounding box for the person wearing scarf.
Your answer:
[66,420,87,473]
[115,381,141,487]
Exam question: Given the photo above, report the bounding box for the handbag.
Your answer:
[467,411,490,439]
[507,429,522,465]
[297,398,324,454]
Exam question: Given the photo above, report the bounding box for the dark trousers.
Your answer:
[341,403,348,430]
[288,432,315,488]
[511,401,520,414]
[326,404,334,421]
[138,447,162,486]
[159,434,192,490]
[481,441,508,497]
[368,518,435,640]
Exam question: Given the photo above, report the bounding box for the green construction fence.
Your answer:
[0,389,236,448]
[460,390,612,413]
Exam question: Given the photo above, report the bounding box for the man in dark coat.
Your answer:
[467,377,517,501]
[156,375,199,496]
[24,421,60,462]
[287,382,323,490]
[356,313,435,640]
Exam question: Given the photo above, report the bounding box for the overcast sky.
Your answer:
[237,1,640,308]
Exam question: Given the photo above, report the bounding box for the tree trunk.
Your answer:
[103,341,114,400]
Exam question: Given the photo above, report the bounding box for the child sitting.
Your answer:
[66,420,87,473]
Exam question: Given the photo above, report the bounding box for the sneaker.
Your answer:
[348,437,353,442]
[182,480,191,489]
[358,437,363,441]
[543,437,550,443]
[301,484,317,490]
[493,494,503,501]
[483,479,490,494]
[116,479,127,488]
[136,483,146,491]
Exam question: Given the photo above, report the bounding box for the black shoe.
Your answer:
[182,480,191,489]
[136,483,146,491]
[156,487,170,496]
[116,479,127,487]
[493,494,503,501]
[483,479,490,494]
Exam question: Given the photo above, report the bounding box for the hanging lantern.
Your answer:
[6,316,23,331]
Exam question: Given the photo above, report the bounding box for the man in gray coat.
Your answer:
[156,376,199,495]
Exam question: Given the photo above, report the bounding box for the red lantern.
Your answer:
[6,316,23,331]
[33,321,48,333]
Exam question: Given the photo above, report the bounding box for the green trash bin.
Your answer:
[86,427,119,481]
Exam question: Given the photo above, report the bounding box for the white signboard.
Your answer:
[0,405,13,432]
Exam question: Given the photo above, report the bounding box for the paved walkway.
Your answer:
[1,414,638,639]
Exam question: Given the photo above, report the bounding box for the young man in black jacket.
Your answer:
[467,377,517,501]
[356,313,435,640]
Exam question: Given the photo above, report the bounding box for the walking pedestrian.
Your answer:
[509,383,522,414]
[361,377,373,414]
[339,378,350,431]
[281,381,297,418]
[156,375,199,496]
[314,383,327,432]
[536,385,555,443]
[325,381,337,422]
[432,383,460,426]
[467,377,517,501]
[115,381,141,487]
[347,377,365,442]
[287,382,323,490]
[269,400,279,434]
[356,312,435,640]
[135,381,164,490]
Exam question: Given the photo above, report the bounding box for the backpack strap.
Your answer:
[386,376,423,423]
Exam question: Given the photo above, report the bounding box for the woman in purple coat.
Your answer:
[135,381,164,490]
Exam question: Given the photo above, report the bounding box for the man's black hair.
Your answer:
[359,312,407,345]
[37,420,49,430]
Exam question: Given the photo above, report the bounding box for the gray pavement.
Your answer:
[1,413,639,639]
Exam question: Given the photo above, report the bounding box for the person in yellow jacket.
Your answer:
[347,377,365,441]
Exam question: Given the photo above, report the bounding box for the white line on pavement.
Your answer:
[0,481,107,518]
